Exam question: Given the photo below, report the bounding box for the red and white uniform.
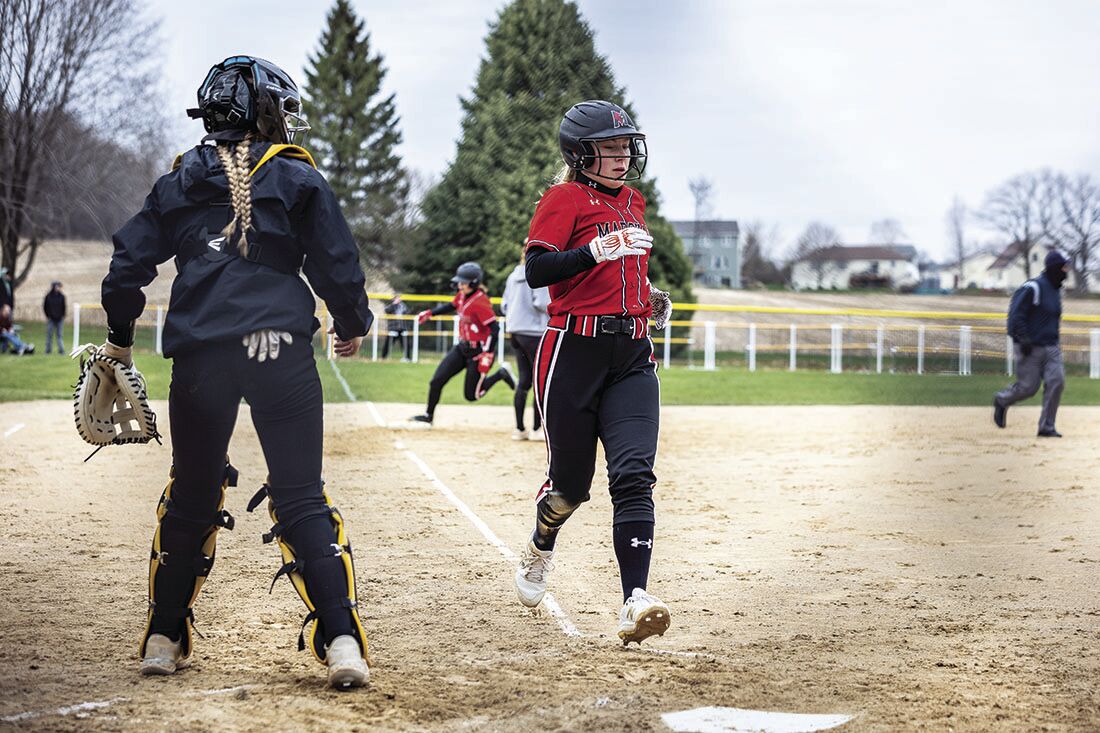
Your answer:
[526,181,652,319]
[453,289,496,350]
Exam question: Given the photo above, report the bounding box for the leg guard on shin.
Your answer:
[248,482,368,666]
[140,460,238,661]
[532,481,584,550]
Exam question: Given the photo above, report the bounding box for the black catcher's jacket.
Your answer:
[102,141,372,357]
[1007,272,1061,347]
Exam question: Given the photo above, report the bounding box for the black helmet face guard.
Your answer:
[191,56,310,144]
[572,134,648,181]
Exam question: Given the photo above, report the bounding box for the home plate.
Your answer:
[661,706,853,733]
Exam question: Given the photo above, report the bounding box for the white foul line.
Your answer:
[364,401,387,428]
[397,438,581,638]
[4,423,25,438]
[327,358,357,402]
[1,697,129,723]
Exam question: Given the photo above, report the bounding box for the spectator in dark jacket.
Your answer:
[993,250,1069,436]
[43,281,66,354]
[0,268,13,311]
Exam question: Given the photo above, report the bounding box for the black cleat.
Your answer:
[410,413,433,426]
[1037,429,1062,438]
[993,398,1006,428]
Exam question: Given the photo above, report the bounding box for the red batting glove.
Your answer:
[417,310,432,324]
[476,351,495,374]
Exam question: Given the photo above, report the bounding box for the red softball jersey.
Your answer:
[525,180,652,317]
[452,288,496,348]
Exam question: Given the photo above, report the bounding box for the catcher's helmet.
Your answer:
[559,100,647,180]
[450,262,484,288]
[187,55,310,144]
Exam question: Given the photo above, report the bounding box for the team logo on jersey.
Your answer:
[611,109,628,128]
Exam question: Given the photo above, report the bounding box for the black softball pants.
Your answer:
[424,342,508,417]
[533,327,659,524]
[150,337,354,643]
[510,333,542,432]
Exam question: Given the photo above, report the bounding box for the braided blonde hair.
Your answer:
[214,135,254,255]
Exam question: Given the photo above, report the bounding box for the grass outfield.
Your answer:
[2,322,1099,406]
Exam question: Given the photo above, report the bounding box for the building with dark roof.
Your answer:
[670,220,741,288]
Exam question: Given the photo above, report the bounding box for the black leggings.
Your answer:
[424,343,507,417]
[510,333,541,432]
[381,330,410,359]
[150,337,354,643]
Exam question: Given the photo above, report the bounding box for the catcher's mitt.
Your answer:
[72,343,161,452]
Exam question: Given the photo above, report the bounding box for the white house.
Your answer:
[957,250,999,290]
[985,242,1077,292]
[791,245,920,291]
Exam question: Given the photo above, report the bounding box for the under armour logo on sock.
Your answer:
[631,538,653,549]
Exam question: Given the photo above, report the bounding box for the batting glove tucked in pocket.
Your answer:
[243,329,293,362]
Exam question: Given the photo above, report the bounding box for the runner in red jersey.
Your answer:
[512,100,674,645]
[410,261,515,426]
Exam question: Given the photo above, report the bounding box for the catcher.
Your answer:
[82,56,373,689]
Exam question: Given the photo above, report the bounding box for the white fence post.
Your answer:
[72,303,81,348]
[1090,329,1100,379]
[452,316,460,345]
[830,324,842,373]
[155,306,164,355]
[917,325,925,375]
[498,320,506,364]
[789,324,797,371]
[371,317,379,361]
[959,325,971,376]
[1006,335,1014,376]
[747,323,756,372]
[703,321,716,371]
[412,317,420,363]
[663,323,671,370]
[875,325,884,374]
[326,312,334,360]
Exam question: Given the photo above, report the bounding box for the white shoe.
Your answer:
[512,429,529,441]
[326,635,369,690]
[514,540,554,607]
[530,427,543,441]
[617,588,671,645]
[140,634,190,676]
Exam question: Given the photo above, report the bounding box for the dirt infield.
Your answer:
[1,401,1098,731]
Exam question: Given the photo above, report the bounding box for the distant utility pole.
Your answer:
[689,177,714,222]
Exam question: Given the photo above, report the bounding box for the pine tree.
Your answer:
[400,0,693,306]
[303,0,409,270]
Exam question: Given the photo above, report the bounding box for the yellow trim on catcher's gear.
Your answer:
[170,144,316,175]
[249,144,316,177]
[140,460,237,662]
[263,487,368,665]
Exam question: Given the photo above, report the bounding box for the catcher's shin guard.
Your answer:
[139,460,238,662]
[248,483,368,665]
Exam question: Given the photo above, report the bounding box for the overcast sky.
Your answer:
[148,0,1100,261]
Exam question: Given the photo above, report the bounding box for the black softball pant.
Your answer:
[533,328,659,524]
[150,337,354,642]
[424,342,507,417]
[510,333,542,432]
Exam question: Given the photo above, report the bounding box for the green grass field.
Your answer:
[3,319,1099,406]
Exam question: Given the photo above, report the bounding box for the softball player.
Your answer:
[410,262,516,425]
[501,247,550,440]
[513,100,672,644]
[101,56,371,688]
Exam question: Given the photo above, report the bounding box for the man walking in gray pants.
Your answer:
[993,250,1070,437]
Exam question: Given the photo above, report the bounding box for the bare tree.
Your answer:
[1053,173,1100,293]
[869,218,907,245]
[945,195,968,288]
[792,221,841,288]
[740,220,782,286]
[0,0,162,289]
[976,170,1051,280]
